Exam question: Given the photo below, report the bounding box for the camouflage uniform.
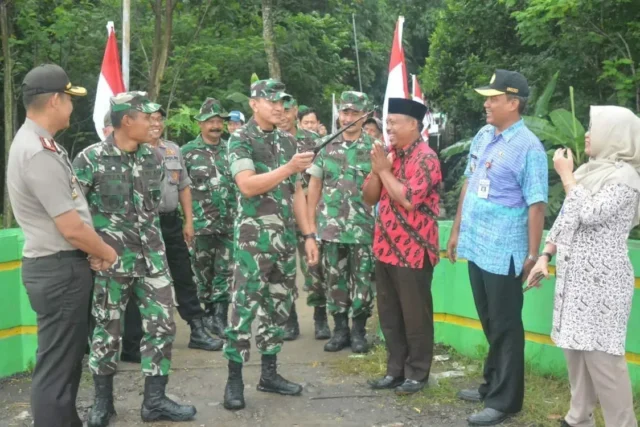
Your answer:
[308,91,377,319]
[73,94,176,377]
[182,98,235,306]
[293,127,326,307]
[223,81,299,364]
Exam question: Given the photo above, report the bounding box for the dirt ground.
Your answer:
[0,300,489,427]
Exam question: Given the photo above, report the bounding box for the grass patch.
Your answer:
[331,344,640,426]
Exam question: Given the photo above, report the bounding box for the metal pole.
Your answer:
[352,13,363,93]
[122,0,131,90]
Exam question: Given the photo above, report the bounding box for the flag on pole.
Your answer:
[411,74,432,141]
[93,21,125,140]
[331,93,339,134]
[382,16,410,146]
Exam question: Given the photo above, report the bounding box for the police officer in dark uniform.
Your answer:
[7,64,117,427]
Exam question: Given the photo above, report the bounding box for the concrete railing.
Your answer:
[1,224,639,385]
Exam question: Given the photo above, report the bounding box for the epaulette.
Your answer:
[39,137,58,152]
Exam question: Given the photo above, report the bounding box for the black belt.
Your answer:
[159,210,178,218]
[24,249,87,261]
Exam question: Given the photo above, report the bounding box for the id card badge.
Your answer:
[478,179,490,199]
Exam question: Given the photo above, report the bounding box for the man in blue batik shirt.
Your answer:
[447,70,548,426]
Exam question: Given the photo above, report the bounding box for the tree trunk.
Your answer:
[148,0,174,101]
[1,0,14,229]
[262,0,281,80]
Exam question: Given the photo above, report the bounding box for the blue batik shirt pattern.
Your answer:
[457,120,548,276]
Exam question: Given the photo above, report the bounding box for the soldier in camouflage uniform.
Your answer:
[73,92,196,425]
[278,97,330,341]
[222,79,319,411]
[181,98,235,338]
[307,91,377,354]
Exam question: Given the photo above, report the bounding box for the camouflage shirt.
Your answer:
[181,135,235,235]
[228,117,298,252]
[73,135,169,278]
[308,132,377,244]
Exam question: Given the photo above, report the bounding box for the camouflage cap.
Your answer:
[195,97,229,122]
[298,105,310,114]
[339,91,369,112]
[250,79,292,102]
[110,91,161,114]
[283,98,298,110]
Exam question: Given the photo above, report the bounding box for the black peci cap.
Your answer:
[387,98,427,122]
[22,64,87,97]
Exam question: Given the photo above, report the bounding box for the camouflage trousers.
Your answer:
[223,248,297,364]
[89,275,176,376]
[296,233,326,307]
[322,242,375,318]
[192,233,233,304]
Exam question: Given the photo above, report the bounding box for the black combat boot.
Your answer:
[313,306,331,340]
[223,360,245,410]
[140,376,196,422]
[323,313,350,352]
[283,303,300,341]
[350,314,370,353]
[188,317,223,351]
[211,301,229,338]
[202,303,221,337]
[257,354,303,396]
[88,374,116,427]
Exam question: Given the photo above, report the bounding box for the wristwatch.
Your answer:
[527,254,538,262]
[303,233,317,241]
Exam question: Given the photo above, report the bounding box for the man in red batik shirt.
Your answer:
[362,97,442,395]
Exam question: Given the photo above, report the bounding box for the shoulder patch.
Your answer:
[39,137,58,152]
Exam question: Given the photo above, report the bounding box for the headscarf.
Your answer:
[573,106,640,225]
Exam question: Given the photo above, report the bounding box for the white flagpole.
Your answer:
[122,0,130,90]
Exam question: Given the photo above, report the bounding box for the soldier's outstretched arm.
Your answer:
[234,152,315,198]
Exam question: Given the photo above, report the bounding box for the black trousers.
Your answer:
[468,260,525,414]
[122,211,203,355]
[375,254,434,382]
[22,250,92,427]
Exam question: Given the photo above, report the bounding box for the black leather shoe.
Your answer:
[467,408,511,426]
[368,375,405,390]
[457,388,483,402]
[394,379,426,395]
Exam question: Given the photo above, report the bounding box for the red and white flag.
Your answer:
[382,16,410,146]
[93,22,125,140]
[411,74,431,141]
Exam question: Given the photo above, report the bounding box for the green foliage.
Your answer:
[164,105,200,140]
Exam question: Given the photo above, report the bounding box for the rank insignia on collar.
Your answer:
[39,137,58,152]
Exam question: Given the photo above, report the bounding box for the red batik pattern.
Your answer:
[371,140,442,269]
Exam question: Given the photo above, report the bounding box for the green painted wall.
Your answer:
[1,223,639,384]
